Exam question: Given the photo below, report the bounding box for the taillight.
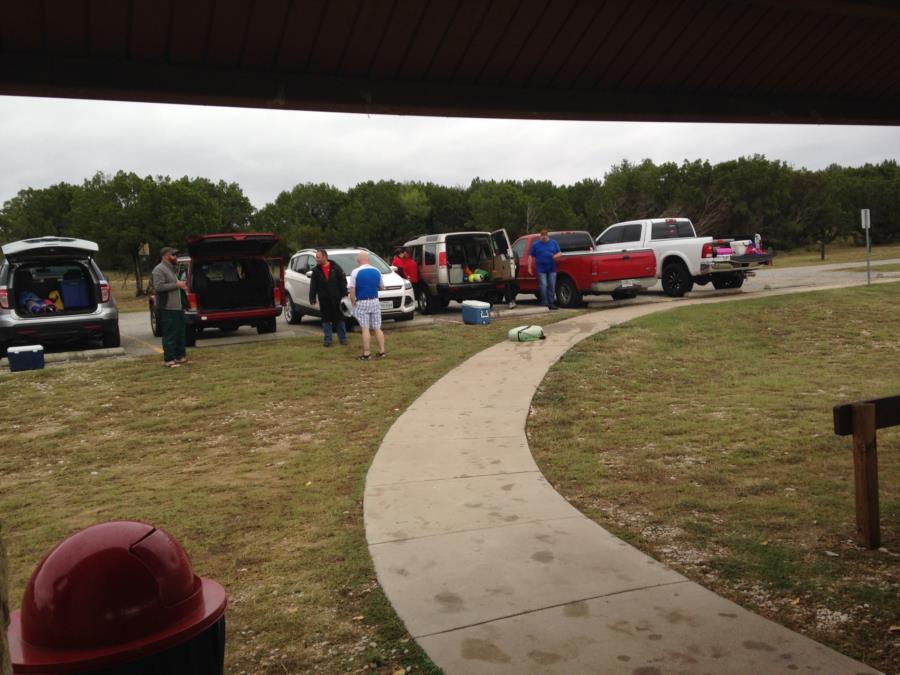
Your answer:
[186,292,197,310]
[99,281,111,303]
[438,251,447,268]
[0,286,9,309]
[274,286,282,305]
[701,243,714,258]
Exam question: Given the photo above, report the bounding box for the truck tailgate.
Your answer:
[596,248,656,282]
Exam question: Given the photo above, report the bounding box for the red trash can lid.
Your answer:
[8,521,227,673]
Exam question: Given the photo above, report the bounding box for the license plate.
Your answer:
[380,300,393,311]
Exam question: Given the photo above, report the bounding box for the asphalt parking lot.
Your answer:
[5,259,899,365]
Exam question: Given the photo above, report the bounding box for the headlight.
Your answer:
[404,280,412,290]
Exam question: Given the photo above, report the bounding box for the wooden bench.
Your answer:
[833,394,899,549]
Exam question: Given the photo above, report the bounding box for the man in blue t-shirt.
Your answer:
[527,230,562,310]
[349,250,386,360]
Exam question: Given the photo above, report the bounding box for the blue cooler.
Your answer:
[461,300,491,325]
[8,345,45,372]
[60,279,91,308]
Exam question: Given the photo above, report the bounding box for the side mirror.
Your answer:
[390,265,399,272]
[305,271,313,278]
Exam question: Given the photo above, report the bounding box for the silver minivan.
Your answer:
[0,236,120,357]
[403,230,515,314]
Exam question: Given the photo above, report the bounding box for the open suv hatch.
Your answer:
[0,236,120,357]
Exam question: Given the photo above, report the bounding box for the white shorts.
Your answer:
[354,298,382,330]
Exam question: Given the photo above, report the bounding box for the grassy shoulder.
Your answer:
[0,310,574,674]
[773,243,900,267]
[105,270,151,313]
[528,284,899,674]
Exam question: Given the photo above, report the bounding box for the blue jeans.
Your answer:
[537,271,557,308]
[323,320,347,345]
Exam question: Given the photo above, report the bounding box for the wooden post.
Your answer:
[851,403,881,549]
[1,528,11,675]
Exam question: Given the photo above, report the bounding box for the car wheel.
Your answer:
[257,318,277,334]
[556,276,582,308]
[149,305,161,337]
[102,324,121,348]
[284,293,302,324]
[661,262,694,297]
[185,325,197,347]
[416,285,435,315]
[711,273,744,290]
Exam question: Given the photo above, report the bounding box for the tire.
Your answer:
[257,317,277,334]
[149,305,161,337]
[102,324,121,348]
[611,289,637,301]
[284,293,302,324]
[0,343,8,360]
[661,262,694,297]
[416,285,435,315]
[185,324,197,347]
[711,273,745,290]
[555,276,582,308]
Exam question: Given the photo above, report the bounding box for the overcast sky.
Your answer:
[2,94,899,211]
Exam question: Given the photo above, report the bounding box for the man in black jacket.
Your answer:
[309,249,349,347]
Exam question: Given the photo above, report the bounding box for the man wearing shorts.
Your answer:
[348,250,385,360]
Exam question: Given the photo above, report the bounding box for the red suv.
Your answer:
[149,233,284,345]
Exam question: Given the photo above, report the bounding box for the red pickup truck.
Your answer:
[511,231,657,307]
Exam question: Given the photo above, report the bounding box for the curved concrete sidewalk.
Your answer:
[365,287,883,674]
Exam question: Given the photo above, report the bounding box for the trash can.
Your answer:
[7,521,227,674]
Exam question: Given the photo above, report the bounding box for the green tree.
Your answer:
[254,182,347,254]
[467,180,527,237]
[335,181,404,255]
[0,182,80,241]
[422,183,469,233]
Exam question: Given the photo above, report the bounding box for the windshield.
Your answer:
[328,251,391,275]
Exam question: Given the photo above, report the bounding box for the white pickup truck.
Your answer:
[595,217,772,297]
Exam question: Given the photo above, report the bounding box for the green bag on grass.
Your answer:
[508,325,546,341]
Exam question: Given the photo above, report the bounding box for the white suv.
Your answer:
[283,247,415,324]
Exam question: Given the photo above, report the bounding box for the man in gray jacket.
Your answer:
[152,246,188,367]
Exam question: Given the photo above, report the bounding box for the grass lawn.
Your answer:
[833,263,900,274]
[0,311,574,674]
[105,269,151,313]
[773,242,900,267]
[529,283,900,674]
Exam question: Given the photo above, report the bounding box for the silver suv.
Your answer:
[0,237,120,358]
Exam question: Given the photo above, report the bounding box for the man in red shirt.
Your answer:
[391,247,420,285]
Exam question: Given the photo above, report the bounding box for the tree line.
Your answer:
[1,156,898,282]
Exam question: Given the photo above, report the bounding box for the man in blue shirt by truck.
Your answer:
[527,230,562,310]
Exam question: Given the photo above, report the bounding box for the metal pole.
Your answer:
[861,209,871,285]
[865,224,871,284]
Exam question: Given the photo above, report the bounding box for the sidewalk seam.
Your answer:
[412,579,692,639]
[367,514,587,546]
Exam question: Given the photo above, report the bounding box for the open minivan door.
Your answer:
[268,256,285,307]
[491,228,516,279]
